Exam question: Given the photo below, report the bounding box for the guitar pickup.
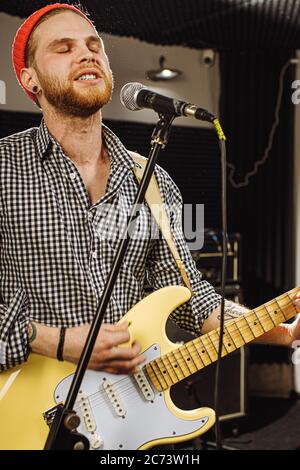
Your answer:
[134,368,155,401]
[77,390,96,433]
[102,379,126,417]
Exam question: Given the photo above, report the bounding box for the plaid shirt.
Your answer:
[0,119,221,370]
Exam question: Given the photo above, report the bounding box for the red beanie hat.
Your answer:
[12,3,94,103]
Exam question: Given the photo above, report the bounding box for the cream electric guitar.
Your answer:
[0,285,299,450]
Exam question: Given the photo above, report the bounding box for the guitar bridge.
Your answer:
[43,404,61,427]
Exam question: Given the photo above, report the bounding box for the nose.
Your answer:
[75,42,98,65]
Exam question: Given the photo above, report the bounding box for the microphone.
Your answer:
[120,82,216,123]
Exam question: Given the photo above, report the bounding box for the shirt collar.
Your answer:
[34,118,52,160]
[34,118,136,171]
[101,123,135,171]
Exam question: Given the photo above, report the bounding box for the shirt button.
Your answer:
[69,172,77,180]
[87,212,93,220]
[92,251,97,259]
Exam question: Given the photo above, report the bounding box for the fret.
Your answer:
[151,360,168,389]
[178,346,196,375]
[192,339,211,366]
[145,366,159,391]
[213,328,231,357]
[236,316,256,341]
[224,323,239,352]
[262,303,277,327]
[212,327,237,354]
[165,352,181,381]
[145,288,299,392]
[285,291,299,317]
[264,299,286,324]
[275,292,298,321]
[252,308,267,333]
[221,329,236,353]
[167,352,183,380]
[206,331,220,356]
[216,328,230,357]
[223,326,238,349]
[183,344,198,373]
[244,312,264,338]
[226,322,245,347]
[189,341,206,368]
[172,350,188,379]
[273,297,288,321]
[211,330,229,355]
[156,356,174,387]
[233,320,247,343]
[145,362,164,391]
[200,336,216,363]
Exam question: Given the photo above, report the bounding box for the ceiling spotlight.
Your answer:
[146,56,182,81]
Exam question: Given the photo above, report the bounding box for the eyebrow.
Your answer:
[46,35,102,50]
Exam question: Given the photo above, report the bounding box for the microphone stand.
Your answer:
[44,112,176,450]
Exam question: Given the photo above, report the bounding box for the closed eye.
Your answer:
[56,46,99,54]
[89,44,101,53]
[47,35,103,54]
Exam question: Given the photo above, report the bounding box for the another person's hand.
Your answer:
[287,293,300,344]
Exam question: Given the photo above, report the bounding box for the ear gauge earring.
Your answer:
[32,85,39,93]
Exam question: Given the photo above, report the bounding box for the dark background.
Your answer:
[1,0,297,309]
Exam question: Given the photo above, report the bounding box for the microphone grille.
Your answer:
[120,82,146,111]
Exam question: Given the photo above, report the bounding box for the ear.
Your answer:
[20,67,40,95]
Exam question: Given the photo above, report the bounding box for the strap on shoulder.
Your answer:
[129,151,193,293]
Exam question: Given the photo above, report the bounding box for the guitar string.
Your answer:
[73,298,298,412]
[76,292,296,413]
[87,289,297,402]
[71,294,298,410]
[70,296,299,413]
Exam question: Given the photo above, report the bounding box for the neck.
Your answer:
[145,286,299,392]
[43,107,103,166]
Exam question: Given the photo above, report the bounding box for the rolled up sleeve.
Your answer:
[0,287,30,371]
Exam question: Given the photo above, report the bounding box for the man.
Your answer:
[0,3,299,374]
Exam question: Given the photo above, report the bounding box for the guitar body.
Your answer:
[0,286,215,450]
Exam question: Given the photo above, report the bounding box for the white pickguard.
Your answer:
[54,344,210,450]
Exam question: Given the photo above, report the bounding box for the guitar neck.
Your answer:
[145,286,299,392]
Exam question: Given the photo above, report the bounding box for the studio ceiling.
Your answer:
[1,0,300,50]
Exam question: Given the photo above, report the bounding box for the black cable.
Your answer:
[212,123,228,450]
